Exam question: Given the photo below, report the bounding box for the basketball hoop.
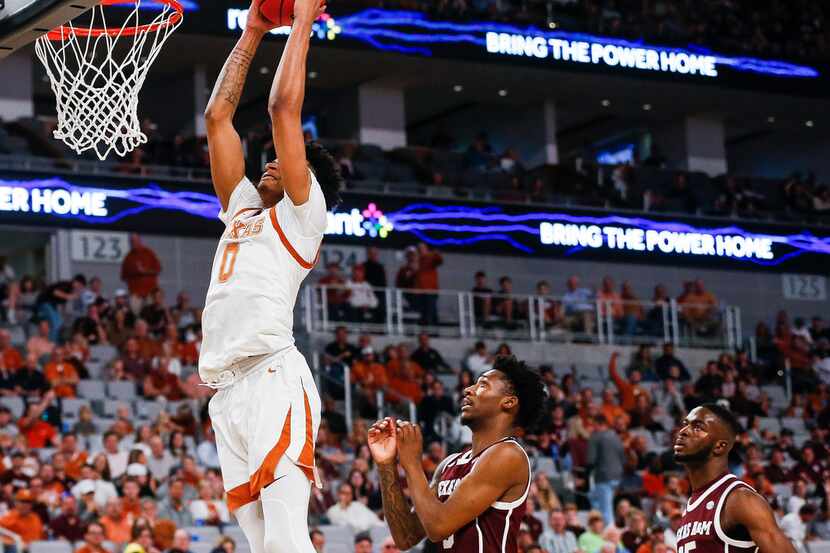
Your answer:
[34,0,183,160]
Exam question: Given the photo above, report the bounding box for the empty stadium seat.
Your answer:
[186,526,220,543]
[759,417,781,434]
[0,396,24,418]
[320,525,354,547]
[61,398,87,419]
[190,542,214,553]
[809,542,830,553]
[107,381,137,401]
[223,526,246,545]
[77,379,106,400]
[327,544,350,553]
[29,541,73,553]
[103,399,132,418]
[369,526,391,546]
[780,417,806,434]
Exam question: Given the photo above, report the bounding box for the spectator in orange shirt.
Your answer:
[600,389,629,427]
[60,433,88,480]
[608,352,650,412]
[44,346,80,398]
[143,358,185,401]
[0,489,45,545]
[678,278,719,335]
[318,262,349,322]
[415,242,443,326]
[100,497,132,544]
[18,391,58,448]
[0,329,22,371]
[351,348,388,395]
[160,324,198,366]
[121,478,143,519]
[388,358,423,404]
[121,234,162,303]
[133,320,162,362]
[75,521,109,553]
[26,320,55,361]
[597,276,623,321]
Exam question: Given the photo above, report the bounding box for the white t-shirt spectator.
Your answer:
[347,280,378,309]
[106,450,129,479]
[466,351,492,377]
[190,499,230,525]
[147,449,177,482]
[788,495,806,515]
[325,501,382,534]
[780,512,807,550]
[197,441,220,470]
[71,478,118,508]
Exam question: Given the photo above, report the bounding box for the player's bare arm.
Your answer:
[204,0,273,211]
[369,418,430,549]
[721,486,797,553]
[268,0,326,206]
[396,421,527,542]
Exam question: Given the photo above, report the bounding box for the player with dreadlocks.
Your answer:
[368,355,547,552]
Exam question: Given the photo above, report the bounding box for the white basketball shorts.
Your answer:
[208,347,322,511]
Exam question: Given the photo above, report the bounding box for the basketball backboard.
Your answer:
[0,0,98,59]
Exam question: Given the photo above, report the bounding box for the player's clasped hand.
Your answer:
[368,417,398,465]
[396,420,424,471]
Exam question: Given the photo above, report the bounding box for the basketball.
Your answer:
[258,0,294,26]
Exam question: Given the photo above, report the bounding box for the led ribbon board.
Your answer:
[224,8,819,80]
[2,176,829,272]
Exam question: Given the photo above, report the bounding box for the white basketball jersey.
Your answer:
[199,174,326,383]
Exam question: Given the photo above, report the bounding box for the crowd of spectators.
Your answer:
[0,231,829,553]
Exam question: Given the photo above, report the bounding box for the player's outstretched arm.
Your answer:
[267,0,325,206]
[721,487,797,553]
[397,422,526,543]
[369,418,427,549]
[205,0,274,210]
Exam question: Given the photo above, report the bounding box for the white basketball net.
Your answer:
[34,0,183,160]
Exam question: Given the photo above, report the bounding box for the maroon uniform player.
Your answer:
[673,404,796,553]
[368,356,546,552]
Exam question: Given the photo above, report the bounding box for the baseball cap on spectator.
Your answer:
[76,479,96,495]
[127,463,148,477]
[115,288,128,297]
[361,347,374,357]
[15,489,34,502]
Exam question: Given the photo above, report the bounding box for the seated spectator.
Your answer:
[102,431,129,479]
[539,509,578,553]
[346,264,379,322]
[0,329,22,371]
[171,291,200,332]
[325,482,381,534]
[190,481,230,526]
[678,279,719,335]
[99,497,132,544]
[578,512,606,553]
[108,308,133,349]
[140,288,173,336]
[18,391,58,448]
[629,344,657,382]
[493,276,517,326]
[597,276,623,327]
[44,346,80,398]
[73,405,99,437]
[124,524,161,553]
[121,338,153,381]
[318,263,348,321]
[622,509,649,552]
[27,320,56,360]
[16,352,50,399]
[351,348,388,396]
[121,477,144,518]
[0,405,17,434]
[72,304,108,345]
[75,521,109,553]
[395,247,419,311]
[134,319,162,361]
[780,504,817,553]
[160,323,198,367]
[387,360,423,404]
[418,379,455,442]
[655,343,690,381]
[465,341,493,376]
[600,389,629,427]
[471,271,493,323]
[168,528,194,553]
[147,435,176,483]
[143,358,185,401]
[562,276,595,335]
[353,533,373,553]
[620,281,642,335]
[414,243,443,326]
[157,479,194,529]
[0,490,46,546]
[536,280,564,330]
[411,332,451,372]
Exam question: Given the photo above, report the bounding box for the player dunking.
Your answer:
[368,356,546,552]
[673,404,796,553]
[199,0,341,551]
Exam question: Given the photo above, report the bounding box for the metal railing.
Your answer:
[0,153,212,182]
[301,284,743,349]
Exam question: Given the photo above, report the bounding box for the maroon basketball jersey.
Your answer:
[677,473,758,553]
[435,438,530,553]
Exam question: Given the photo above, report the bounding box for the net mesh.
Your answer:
[34,0,182,160]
